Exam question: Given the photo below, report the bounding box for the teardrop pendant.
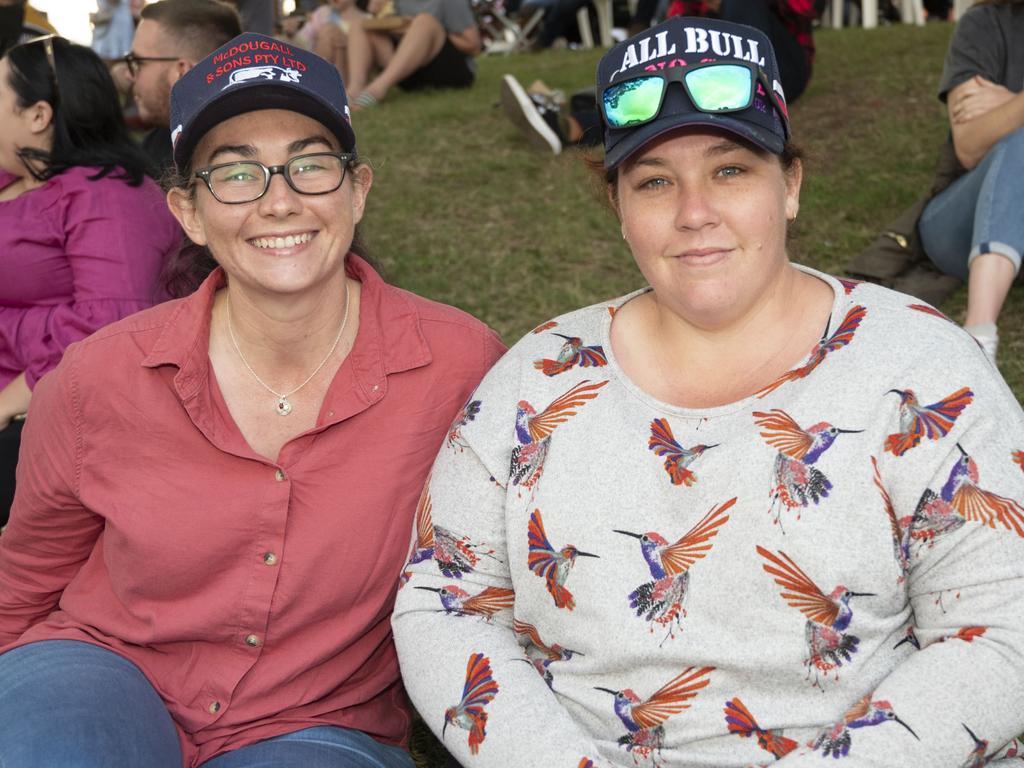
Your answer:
[276,397,293,416]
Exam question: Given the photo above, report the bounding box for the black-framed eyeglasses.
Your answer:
[121,51,179,77]
[193,152,358,204]
[27,34,60,103]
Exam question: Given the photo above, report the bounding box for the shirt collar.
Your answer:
[141,255,432,402]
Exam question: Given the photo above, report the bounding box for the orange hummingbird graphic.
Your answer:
[872,457,912,583]
[724,697,797,760]
[407,487,495,578]
[756,305,867,398]
[758,546,874,689]
[884,386,973,457]
[443,653,499,755]
[913,443,1024,545]
[511,380,608,492]
[527,508,599,610]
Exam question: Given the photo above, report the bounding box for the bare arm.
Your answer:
[0,374,30,432]
[448,23,481,56]
[948,77,1024,170]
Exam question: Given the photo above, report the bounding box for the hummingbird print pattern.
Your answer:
[533,333,608,377]
[447,398,482,451]
[837,277,863,294]
[415,584,514,620]
[810,694,918,758]
[723,698,798,759]
[578,760,595,768]
[647,418,718,487]
[755,305,867,397]
[392,276,1024,767]
[408,488,495,578]
[884,387,973,457]
[894,626,920,651]
[908,303,956,323]
[444,653,499,755]
[614,498,734,644]
[595,666,714,766]
[513,619,584,689]
[511,379,608,492]
[912,443,1024,544]
[532,320,559,334]
[528,508,599,610]
[754,409,862,524]
[872,457,911,582]
[758,546,874,689]
[1014,450,1024,472]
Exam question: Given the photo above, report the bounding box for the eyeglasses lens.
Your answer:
[287,154,345,193]
[684,64,752,111]
[209,163,266,203]
[603,77,665,128]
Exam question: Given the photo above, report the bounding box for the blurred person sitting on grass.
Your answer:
[0,37,180,528]
[0,0,54,58]
[293,0,369,84]
[0,31,503,768]
[395,15,1024,768]
[123,0,241,174]
[917,0,1024,362]
[345,0,481,109]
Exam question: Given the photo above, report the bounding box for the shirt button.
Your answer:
[263,552,278,566]
[274,468,286,481]
[208,701,221,714]
[245,633,261,647]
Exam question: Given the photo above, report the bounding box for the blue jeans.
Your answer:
[920,126,1024,281]
[0,640,414,768]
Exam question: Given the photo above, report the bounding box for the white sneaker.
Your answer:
[965,323,999,361]
[500,74,562,155]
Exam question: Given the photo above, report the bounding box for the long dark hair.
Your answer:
[161,159,378,298]
[4,36,151,185]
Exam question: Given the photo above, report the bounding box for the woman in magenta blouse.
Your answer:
[0,36,180,524]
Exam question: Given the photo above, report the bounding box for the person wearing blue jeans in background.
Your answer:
[918,0,1024,362]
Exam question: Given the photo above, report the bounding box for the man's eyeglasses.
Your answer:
[27,35,60,103]
[193,152,358,204]
[121,51,179,77]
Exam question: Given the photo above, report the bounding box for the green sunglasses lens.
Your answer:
[603,77,665,128]
[684,64,753,111]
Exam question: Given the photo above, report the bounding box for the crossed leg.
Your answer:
[347,13,447,105]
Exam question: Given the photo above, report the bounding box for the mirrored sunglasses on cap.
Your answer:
[602,59,789,134]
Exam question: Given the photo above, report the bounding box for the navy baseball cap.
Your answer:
[597,16,790,169]
[169,33,356,170]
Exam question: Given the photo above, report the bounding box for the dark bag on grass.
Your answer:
[845,138,963,307]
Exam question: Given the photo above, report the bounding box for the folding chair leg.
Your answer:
[577,4,594,48]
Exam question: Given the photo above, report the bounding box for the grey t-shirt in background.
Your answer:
[394,0,476,34]
[937,3,1024,100]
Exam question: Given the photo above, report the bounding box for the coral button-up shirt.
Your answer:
[0,256,504,767]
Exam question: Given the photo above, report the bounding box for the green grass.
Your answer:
[354,22,1022,403]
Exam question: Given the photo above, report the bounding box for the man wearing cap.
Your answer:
[125,0,241,173]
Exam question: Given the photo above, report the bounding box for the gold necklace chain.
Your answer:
[225,282,350,416]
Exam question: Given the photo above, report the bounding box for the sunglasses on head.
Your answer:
[25,34,61,103]
[601,59,789,133]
